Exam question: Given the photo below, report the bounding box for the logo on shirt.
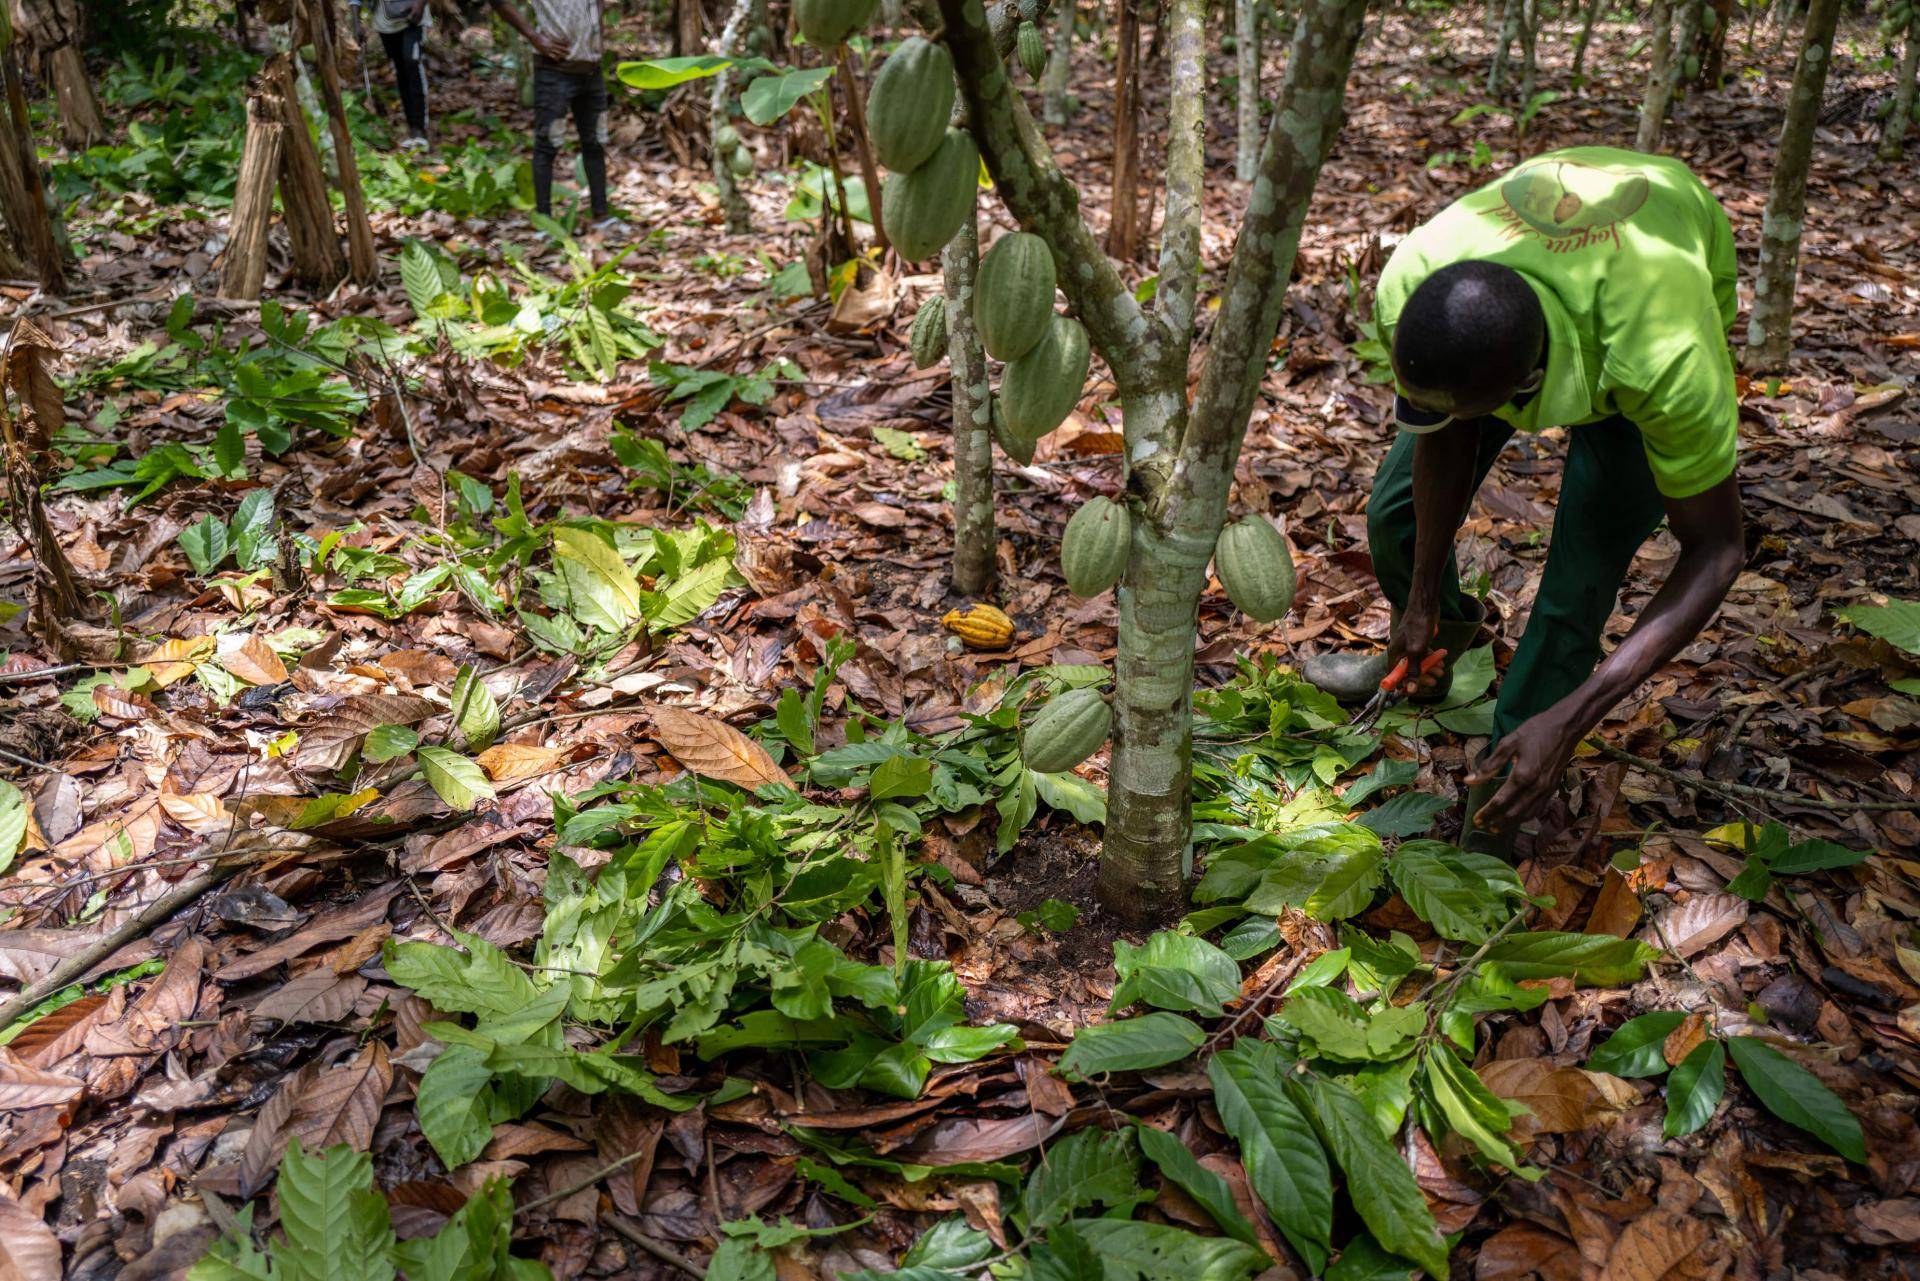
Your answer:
[1491,160,1650,252]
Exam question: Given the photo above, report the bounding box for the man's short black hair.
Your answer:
[1392,261,1545,413]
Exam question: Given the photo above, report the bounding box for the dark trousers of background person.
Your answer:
[1364,414,1668,743]
[532,60,608,218]
[379,24,430,138]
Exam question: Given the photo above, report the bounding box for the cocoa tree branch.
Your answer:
[1154,0,1207,350]
[933,0,1160,385]
[1167,0,1368,528]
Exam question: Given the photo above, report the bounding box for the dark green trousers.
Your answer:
[1365,415,1666,741]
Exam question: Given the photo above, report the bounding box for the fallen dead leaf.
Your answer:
[649,706,788,790]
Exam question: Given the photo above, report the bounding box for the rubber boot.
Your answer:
[1461,771,1517,862]
[1301,600,1490,706]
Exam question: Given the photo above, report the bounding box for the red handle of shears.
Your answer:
[1379,648,1447,694]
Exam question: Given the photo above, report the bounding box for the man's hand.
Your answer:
[1385,604,1443,696]
[1465,709,1583,833]
[531,30,570,58]
[410,0,428,20]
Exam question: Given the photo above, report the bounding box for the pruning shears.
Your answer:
[1351,648,1448,734]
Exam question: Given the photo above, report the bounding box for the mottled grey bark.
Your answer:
[1668,0,1705,102]
[944,201,996,595]
[1746,0,1840,370]
[1043,3,1073,123]
[1881,10,1920,161]
[1488,0,1519,97]
[937,0,1364,920]
[1235,0,1260,181]
[1571,0,1606,84]
[1636,0,1676,151]
[1517,0,1539,105]
[1158,0,1204,347]
[709,0,756,234]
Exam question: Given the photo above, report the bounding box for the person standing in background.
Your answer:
[488,0,615,230]
[351,0,433,149]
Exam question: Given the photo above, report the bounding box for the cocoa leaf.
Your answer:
[649,706,787,790]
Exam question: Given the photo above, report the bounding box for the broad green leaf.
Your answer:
[1209,1040,1333,1272]
[418,744,497,812]
[1032,769,1106,823]
[1274,986,1424,1063]
[1480,931,1657,986]
[1834,599,1920,654]
[0,779,26,875]
[1586,1011,1687,1078]
[1056,1013,1205,1080]
[1326,1234,1422,1281]
[1343,758,1417,806]
[551,527,642,631]
[449,665,501,752]
[869,753,933,801]
[742,66,837,125]
[401,241,445,318]
[1293,1071,1449,1279]
[179,514,230,576]
[230,489,276,569]
[902,1216,994,1268]
[1725,1036,1866,1162]
[1030,1222,1104,1281]
[1070,1219,1269,1281]
[1662,1039,1725,1139]
[1302,828,1387,921]
[645,554,735,630]
[274,1140,396,1281]
[362,723,419,764]
[392,1176,550,1281]
[382,931,539,1017]
[704,1239,776,1281]
[1132,1123,1263,1248]
[1388,840,1525,943]
[1356,791,1450,838]
[416,1046,498,1170]
[188,1205,276,1281]
[1111,931,1242,1017]
[1772,838,1871,874]
[1422,1048,1539,1179]
[1021,1128,1146,1230]
[616,54,734,90]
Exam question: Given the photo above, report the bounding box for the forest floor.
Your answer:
[1,6,1918,1281]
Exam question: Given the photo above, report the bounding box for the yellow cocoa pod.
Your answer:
[941,603,1015,650]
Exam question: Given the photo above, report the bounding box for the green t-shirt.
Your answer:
[1375,146,1739,499]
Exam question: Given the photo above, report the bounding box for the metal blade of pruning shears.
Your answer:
[1350,648,1448,734]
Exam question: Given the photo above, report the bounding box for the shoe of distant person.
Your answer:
[400,135,430,151]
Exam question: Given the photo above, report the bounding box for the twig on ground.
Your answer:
[1588,740,1915,813]
[604,1213,706,1278]
[515,1144,655,1218]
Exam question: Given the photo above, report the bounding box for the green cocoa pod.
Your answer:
[715,124,741,152]
[1682,55,1700,80]
[999,314,1089,439]
[1060,496,1131,597]
[1017,21,1048,80]
[869,37,956,172]
[975,232,1056,361]
[910,295,948,369]
[882,127,979,262]
[1021,686,1112,773]
[745,25,772,54]
[795,0,879,48]
[727,146,754,177]
[1215,516,1296,622]
[991,397,1036,464]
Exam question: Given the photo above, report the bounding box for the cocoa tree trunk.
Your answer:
[263,54,346,288]
[0,5,62,292]
[1,322,84,640]
[1636,0,1676,151]
[709,0,756,234]
[943,198,994,596]
[1488,0,1518,97]
[673,0,703,55]
[1880,9,1920,161]
[1746,0,1840,369]
[221,87,286,301]
[1106,0,1141,260]
[1668,0,1705,102]
[1235,0,1259,180]
[837,46,888,254]
[1571,0,1605,84]
[1042,0,1072,123]
[1703,0,1733,84]
[302,0,376,284]
[1517,0,1538,105]
[46,43,102,146]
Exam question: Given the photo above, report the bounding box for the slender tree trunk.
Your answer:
[302,0,376,284]
[1571,0,1605,84]
[1636,0,1676,151]
[837,46,888,254]
[0,324,84,641]
[709,0,755,233]
[1517,0,1539,104]
[673,0,703,55]
[944,200,995,595]
[1488,0,1518,97]
[1043,1,1072,123]
[263,54,346,288]
[221,89,285,301]
[0,7,62,292]
[1880,11,1920,161]
[1669,0,1705,101]
[1746,0,1840,370]
[1703,0,1733,84]
[46,44,103,146]
[1107,0,1142,260]
[1235,0,1260,180]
